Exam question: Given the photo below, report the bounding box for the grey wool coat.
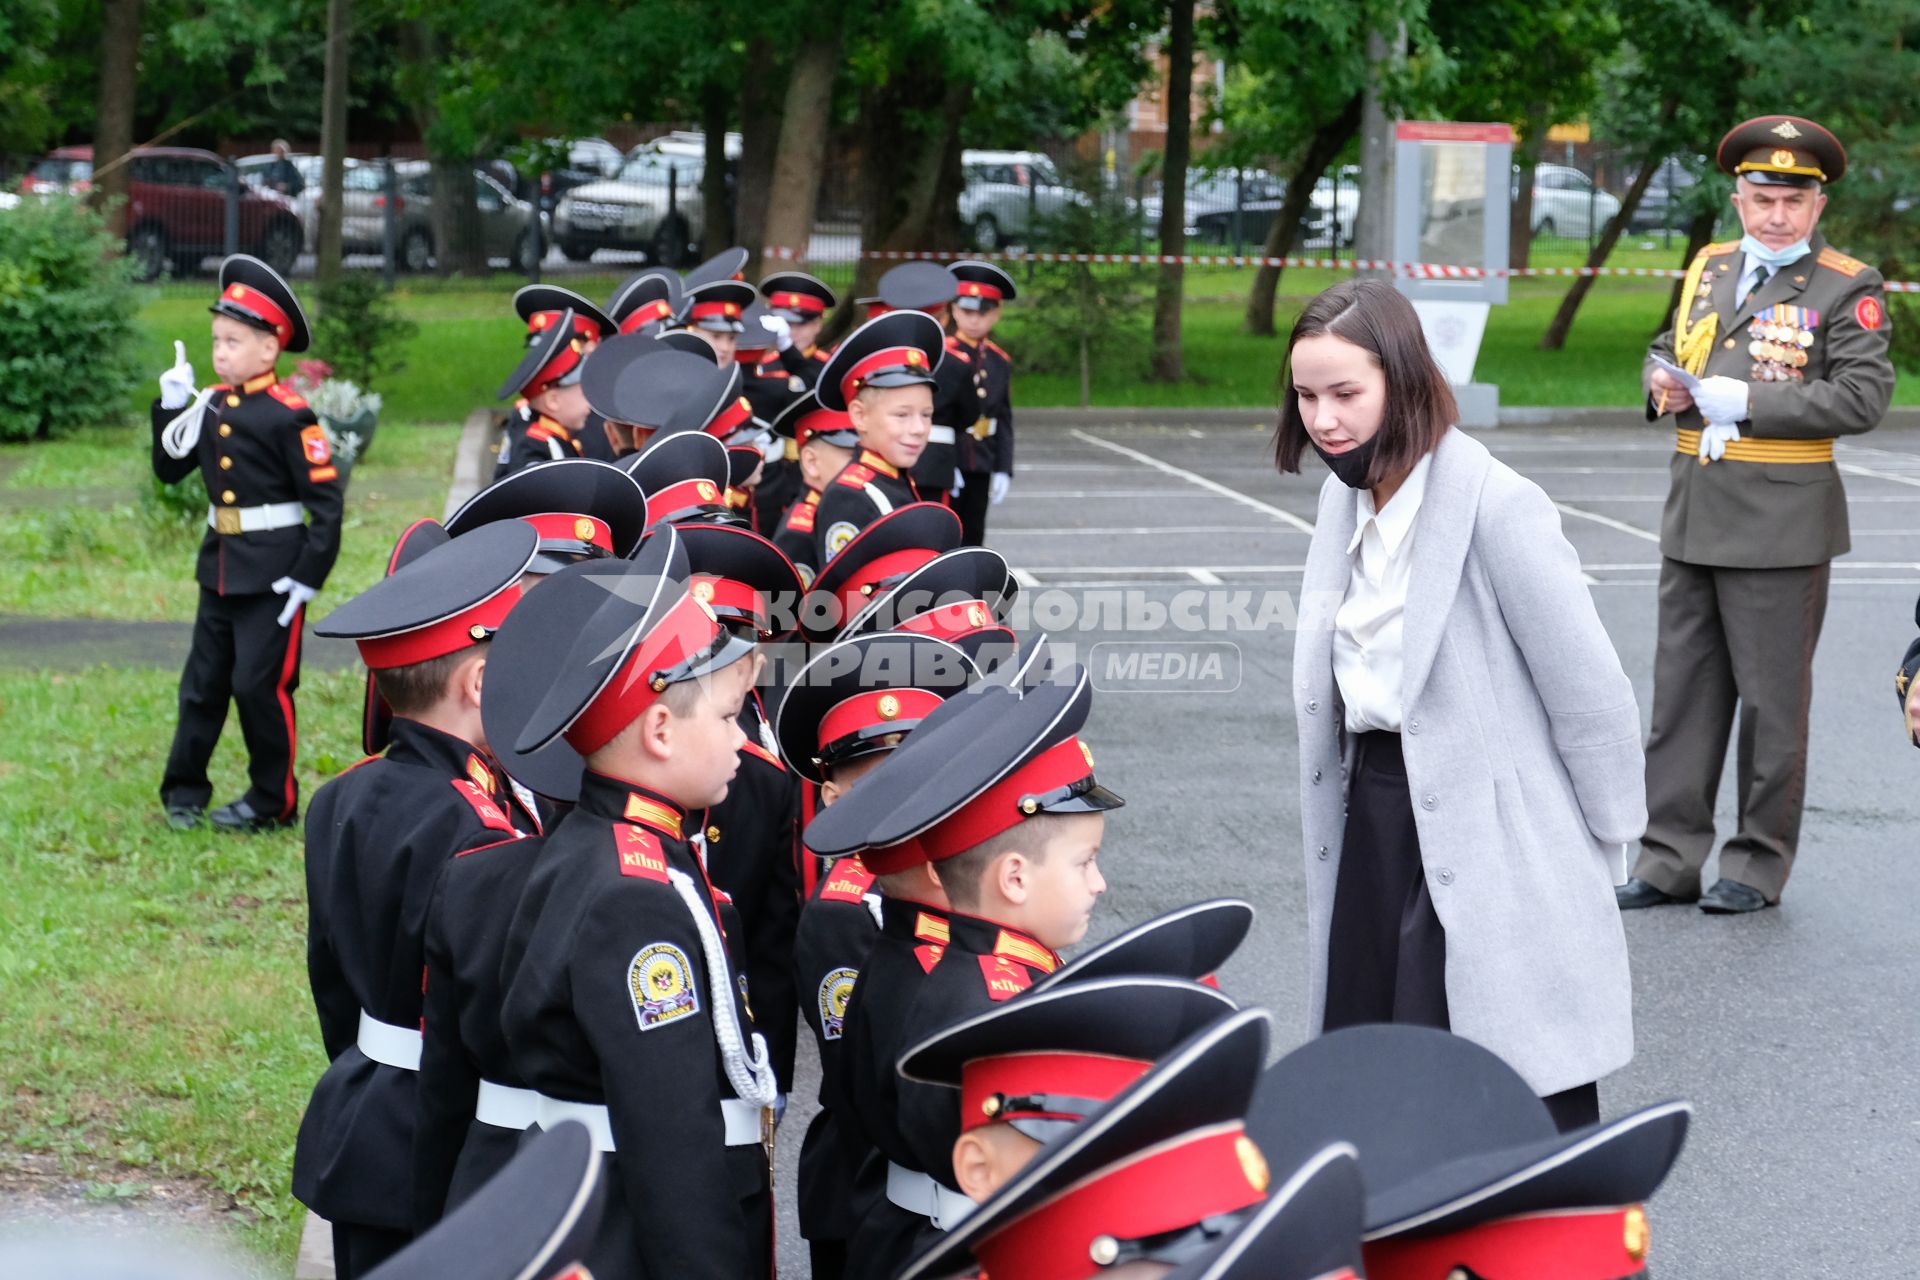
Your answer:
[1291,427,1644,1094]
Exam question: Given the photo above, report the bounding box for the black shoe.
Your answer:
[209,798,295,833]
[1699,879,1771,914]
[164,804,205,831]
[1615,877,1690,910]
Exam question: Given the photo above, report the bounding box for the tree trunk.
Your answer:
[1509,100,1549,270]
[735,37,783,277]
[1656,207,1721,335]
[431,155,486,276]
[1539,123,1674,351]
[1149,0,1196,382]
[89,0,143,245]
[315,0,351,287]
[761,31,841,265]
[1351,23,1404,274]
[702,87,733,253]
[1244,93,1361,336]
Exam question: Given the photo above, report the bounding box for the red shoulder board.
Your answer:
[835,464,876,489]
[914,942,945,974]
[528,424,555,442]
[979,954,1034,1002]
[984,339,1011,363]
[269,383,309,410]
[820,859,878,904]
[614,824,671,882]
[944,335,967,353]
[711,884,735,907]
[741,739,785,772]
[785,502,817,533]
[450,778,515,834]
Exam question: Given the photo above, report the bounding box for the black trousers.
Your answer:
[1324,731,1600,1135]
[954,470,993,546]
[331,1222,409,1280]
[160,587,304,818]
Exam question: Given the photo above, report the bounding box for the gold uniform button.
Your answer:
[218,423,232,437]
[225,394,241,407]
[1724,338,1737,350]
[706,825,722,843]
[220,490,236,504]
[218,456,233,470]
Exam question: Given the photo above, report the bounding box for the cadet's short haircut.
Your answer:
[657,675,707,718]
[1272,278,1455,489]
[374,645,483,717]
[935,814,1066,912]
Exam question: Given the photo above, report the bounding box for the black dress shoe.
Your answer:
[164,804,205,831]
[1699,879,1771,914]
[1615,877,1690,910]
[209,798,295,833]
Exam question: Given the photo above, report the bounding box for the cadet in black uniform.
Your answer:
[760,269,837,374]
[767,392,858,588]
[865,263,966,506]
[775,631,981,1280]
[608,267,684,338]
[812,310,948,568]
[680,276,757,366]
[498,527,777,1280]
[948,261,1018,546]
[494,309,599,477]
[805,661,1125,1280]
[295,522,542,1278]
[493,293,612,476]
[152,254,344,832]
[734,301,810,533]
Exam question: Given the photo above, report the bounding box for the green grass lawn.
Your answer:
[0,662,367,1264]
[0,423,462,622]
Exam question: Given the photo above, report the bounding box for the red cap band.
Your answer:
[1363,1206,1649,1280]
[975,1125,1269,1280]
[770,290,827,315]
[564,592,726,754]
[894,598,997,643]
[521,512,612,554]
[841,345,932,405]
[834,547,944,628]
[864,302,892,319]
[818,687,944,753]
[528,335,588,399]
[529,309,600,341]
[690,575,770,631]
[224,283,292,346]
[617,298,676,335]
[960,1052,1152,1133]
[957,280,1005,302]
[691,299,744,321]
[917,736,1096,863]
[356,582,522,671]
[644,477,728,527]
[861,838,930,876]
[795,407,854,446]
[708,395,755,437]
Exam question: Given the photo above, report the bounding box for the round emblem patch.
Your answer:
[825,522,858,557]
[1856,296,1885,331]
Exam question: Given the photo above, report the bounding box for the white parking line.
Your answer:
[1068,429,1318,534]
[1552,502,1662,543]
[1015,489,1198,499]
[1187,568,1223,584]
[1010,567,1042,589]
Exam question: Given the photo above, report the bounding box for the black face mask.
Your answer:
[1311,436,1378,489]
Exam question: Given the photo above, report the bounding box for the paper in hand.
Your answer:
[1650,356,1703,396]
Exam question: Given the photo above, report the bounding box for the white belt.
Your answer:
[207,501,304,533]
[475,1080,541,1130]
[526,1096,768,1153]
[355,1011,423,1071]
[925,425,956,444]
[887,1162,975,1231]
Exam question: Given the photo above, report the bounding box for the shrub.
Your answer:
[1012,174,1152,406]
[0,196,144,441]
[310,273,418,391]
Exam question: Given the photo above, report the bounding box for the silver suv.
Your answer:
[551,132,732,266]
[958,149,1083,250]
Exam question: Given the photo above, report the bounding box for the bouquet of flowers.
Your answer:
[289,359,383,471]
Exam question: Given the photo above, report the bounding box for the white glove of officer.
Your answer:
[951,470,965,494]
[989,472,1011,505]
[271,577,318,628]
[758,313,793,352]
[760,432,785,464]
[1696,421,1741,462]
[1693,376,1750,428]
[159,340,197,410]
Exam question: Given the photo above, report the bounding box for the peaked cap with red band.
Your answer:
[770,389,858,448]
[211,254,310,353]
[774,632,980,784]
[445,457,649,567]
[897,1009,1275,1280]
[315,519,535,671]
[683,279,757,333]
[583,339,736,437]
[682,246,749,289]
[802,502,963,642]
[760,270,836,319]
[816,310,945,411]
[515,284,615,344]
[952,259,1019,311]
[608,268,685,337]
[622,431,739,530]
[841,544,1017,660]
[1031,898,1256,995]
[676,521,804,637]
[360,518,451,754]
[876,260,960,312]
[1159,1143,1367,1280]
[499,307,589,402]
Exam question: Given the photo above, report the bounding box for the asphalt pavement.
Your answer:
[774,419,1920,1279]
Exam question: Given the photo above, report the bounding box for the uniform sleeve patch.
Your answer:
[913,943,945,974]
[309,465,338,483]
[1855,295,1886,331]
[628,942,700,1031]
[979,954,1034,1002]
[824,521,859,557]
[614,825,671,882]
[818,966,858,1040]
[450,778,515,833]
[301,424,332,464]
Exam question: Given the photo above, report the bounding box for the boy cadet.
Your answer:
[866,262,969,507]
[493,309,598,477]
[498,527,778,1280]
[495,291,614,475]
[767,391,859,587]
[608,268,684,338]
[776,631,982,1280]
[152,254,343,832]
[947,261,1019,546]
[294,521,542,1279]
[805,662,1124,1280]
[811,310,948,569]
[761,270,838,372]
[680,275,758,366]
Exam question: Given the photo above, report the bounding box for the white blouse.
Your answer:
[1332,452,1432,734]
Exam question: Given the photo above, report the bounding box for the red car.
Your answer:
[27,145,305,281]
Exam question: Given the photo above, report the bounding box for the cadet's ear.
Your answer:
[459,653,487,709]
[636,700,676,761]
[950,1132,997,1203]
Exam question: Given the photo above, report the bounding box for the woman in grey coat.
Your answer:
[1280,280,1645,1132]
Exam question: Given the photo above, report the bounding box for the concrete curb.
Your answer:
[445,407,496,519]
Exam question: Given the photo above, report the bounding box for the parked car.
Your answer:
[1627,157,1713,233]
[1310,166,1359,246]
[20,146,92,195]
[1523,163,1623,239]
[959,149,1084,250]
[530,137,626,212]
[340,162,543,271]
[551,135,726,266]
[1137,169,1278,239]
[237,152,345,250]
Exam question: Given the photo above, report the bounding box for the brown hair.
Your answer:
[374,645,483,718]
[933,813,1064,912]
[1272,279,1455,487]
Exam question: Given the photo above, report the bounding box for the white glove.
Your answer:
[1697,422,1741,462]
[271,577,317,627]
[758,313,793,352]
[760,433,785,464]
[950,470,965,494]
[989,472,1011,505]
[159,340,197,410]
[1694,376,1751,427]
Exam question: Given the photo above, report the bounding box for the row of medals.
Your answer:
[1749,305,1818,382]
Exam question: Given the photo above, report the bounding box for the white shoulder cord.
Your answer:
[161,388,216,459]
[666,867,778,1108]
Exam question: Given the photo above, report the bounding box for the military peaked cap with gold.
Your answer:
[1716,115,1846,187]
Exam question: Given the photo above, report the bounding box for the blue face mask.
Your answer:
[1740,233,1812,270]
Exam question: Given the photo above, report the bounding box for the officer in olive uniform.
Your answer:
[296,523,543,1278]
[152,254,344,832]
[1621,115,1895,915]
